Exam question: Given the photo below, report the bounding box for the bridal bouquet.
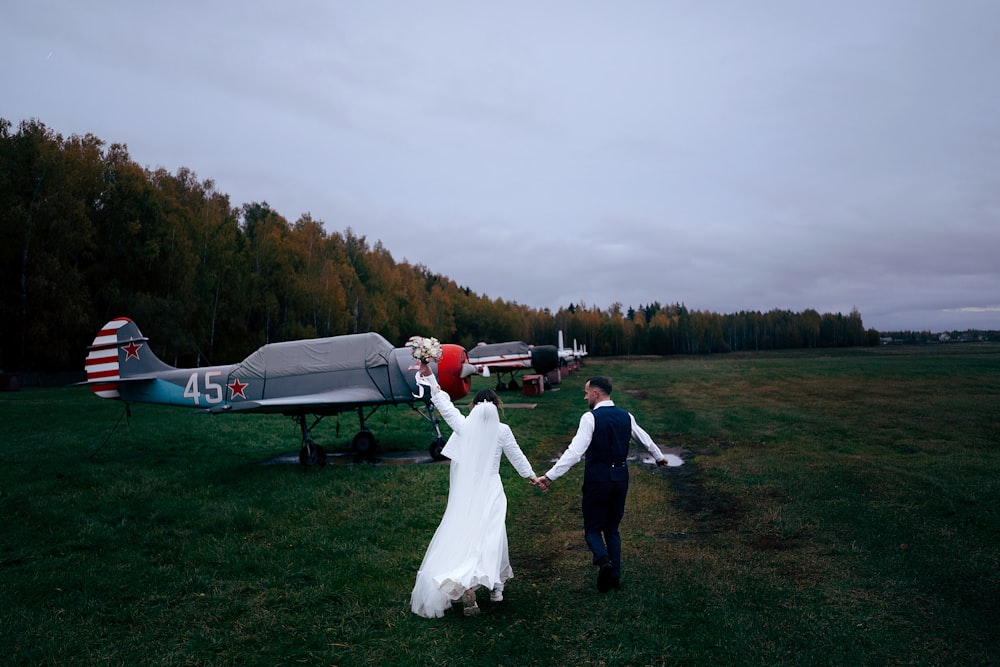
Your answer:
[407,335,443,364]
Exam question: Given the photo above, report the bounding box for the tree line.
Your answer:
[0,118,876,374]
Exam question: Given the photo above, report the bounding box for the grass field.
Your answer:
[2,344,998,666]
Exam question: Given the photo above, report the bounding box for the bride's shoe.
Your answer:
[490,582,504,602]
[462,589,480,617]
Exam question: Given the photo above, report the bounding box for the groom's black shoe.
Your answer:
[596,557,614,593]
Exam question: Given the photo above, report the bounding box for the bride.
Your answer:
[410,363,540,618]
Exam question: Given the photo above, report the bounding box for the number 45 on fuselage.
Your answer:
[83,318,477,464]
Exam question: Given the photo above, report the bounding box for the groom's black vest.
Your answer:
[583,405,632,483]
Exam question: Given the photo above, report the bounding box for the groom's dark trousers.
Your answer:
[582,405,633,578]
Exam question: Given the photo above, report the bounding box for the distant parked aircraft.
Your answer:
[557,330,588,365]
[465,340,559,391]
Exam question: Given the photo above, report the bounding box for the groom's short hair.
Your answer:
[588,376,613,396]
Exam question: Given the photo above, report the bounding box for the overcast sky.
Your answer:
[4,1,999,332]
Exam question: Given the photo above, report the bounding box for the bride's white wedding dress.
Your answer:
[410,376,536,618]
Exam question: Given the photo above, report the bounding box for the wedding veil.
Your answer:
[444,400,501,505]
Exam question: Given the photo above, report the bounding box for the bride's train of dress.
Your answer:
[410,471,512,618]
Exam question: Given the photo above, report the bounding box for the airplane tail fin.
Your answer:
[84,318,174,399]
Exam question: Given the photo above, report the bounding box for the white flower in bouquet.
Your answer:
[407,335,443,364]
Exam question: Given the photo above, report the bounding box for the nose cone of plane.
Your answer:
[436,344,473,399]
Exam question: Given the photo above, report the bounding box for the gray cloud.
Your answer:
[4,0,998,332]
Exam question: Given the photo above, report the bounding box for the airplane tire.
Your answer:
[299,441,327,466]
[429,437,449,461]
[352,431,378,460]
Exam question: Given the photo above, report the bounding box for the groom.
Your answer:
[535,376,679,592]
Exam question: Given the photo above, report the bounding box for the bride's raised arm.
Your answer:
[419,363,465,432]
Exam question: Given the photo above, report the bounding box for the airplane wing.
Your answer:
[202,385,396,414]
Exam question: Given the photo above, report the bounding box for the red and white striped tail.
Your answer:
[85,317,132,399]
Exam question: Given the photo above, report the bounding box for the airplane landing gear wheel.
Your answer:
[299,440,327,466]
[429,437,448,461]
[352,430,379,461]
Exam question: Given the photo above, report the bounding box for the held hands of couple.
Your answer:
[529,476,551,493]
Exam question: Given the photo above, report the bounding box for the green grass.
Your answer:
[2,345,998,666]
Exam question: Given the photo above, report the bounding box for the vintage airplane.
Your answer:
[83,318,477,464]
[466,340,559,391]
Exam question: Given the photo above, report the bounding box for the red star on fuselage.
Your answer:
[228,378,248,399]
[122,341,143,361]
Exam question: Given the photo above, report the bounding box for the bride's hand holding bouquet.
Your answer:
[408,335,443,395]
